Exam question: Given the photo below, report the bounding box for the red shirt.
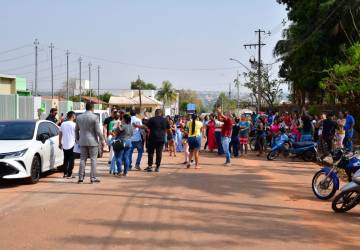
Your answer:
[221,116,234,137]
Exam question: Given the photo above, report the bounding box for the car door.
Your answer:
[36,122,52,171]
[48,123,63,167]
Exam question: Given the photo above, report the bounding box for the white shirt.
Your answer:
[60,121,76,150]
[131,116,143,142]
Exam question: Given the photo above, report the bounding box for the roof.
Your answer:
[41,96,68,101]
[81,96,107,105]
[0,74,16,79]
[109,95,162,107]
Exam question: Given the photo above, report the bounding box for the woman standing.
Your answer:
[186,114,205,169]
[291,113,301,142]
[300,115,314,142]
[207,114,217,152]
[336,111,346,148]
[167,119,176,157]
[239,114,250,156]
[112,114,133,177]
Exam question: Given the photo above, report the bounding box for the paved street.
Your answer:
[0,152,359,250]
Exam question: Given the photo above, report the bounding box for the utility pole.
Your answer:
[79,57,82,102]
[137,75,142,113]
[66,50,70,100]
[34,39,39,96]
[236,71,240,108]
[49,43,54,99]
[88,62,92,101]
[244,29,266,112]
[97,65,100,99]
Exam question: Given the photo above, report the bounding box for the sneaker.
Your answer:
[224,162,232,167]
[78,179,84,184]
[155,167,160,172]
[135,165,141,171]
[91,178,101,183]
[144,166,153,172]
[186,164,191,169]
[63,174,67,178]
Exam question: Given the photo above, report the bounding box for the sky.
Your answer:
[0,0,288,94]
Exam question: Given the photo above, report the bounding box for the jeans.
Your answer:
[114,145,132,175]
[63,147,75,177]
[148,141,164,168]
[344,129,354,151]
[130,140,144,168]
[79,146,98,180]
[221,136,231,163]
[215,131,224,155]
[230,136,239,157]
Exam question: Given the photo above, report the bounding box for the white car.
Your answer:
[0,120,64,183]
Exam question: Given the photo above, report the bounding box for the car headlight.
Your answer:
[1,149,28,159]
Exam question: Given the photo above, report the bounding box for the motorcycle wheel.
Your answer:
[267,151,279,161]
[332,190,359,213]
[311,170,337,200]
[303,150,315,162]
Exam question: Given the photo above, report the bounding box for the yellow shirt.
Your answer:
[187,121,203,137]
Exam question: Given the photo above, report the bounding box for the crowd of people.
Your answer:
[51,103,356,183]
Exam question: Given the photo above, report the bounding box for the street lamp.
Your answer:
[229,58,251,72]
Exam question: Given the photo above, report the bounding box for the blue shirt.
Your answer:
[345,114,355,131]
[131,116,143,142]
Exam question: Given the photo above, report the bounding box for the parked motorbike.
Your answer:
[332,166,360,213]
[312,149,360,200]
[267,132,317,162]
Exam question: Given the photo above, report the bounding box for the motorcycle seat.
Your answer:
[292,142,314,148]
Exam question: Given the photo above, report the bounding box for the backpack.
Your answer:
[112,139,125,152]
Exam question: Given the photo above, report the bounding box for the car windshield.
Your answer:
[0,121,36,140]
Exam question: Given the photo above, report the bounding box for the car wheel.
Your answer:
[27,156,41,184]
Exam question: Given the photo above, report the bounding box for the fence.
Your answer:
[18,96,42,120]
[0,94,18,120]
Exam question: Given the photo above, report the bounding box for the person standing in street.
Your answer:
[59,111,76,178]
[46,108,60,125]
[217,108,234,166]
[321,113,338,155]
[344,111,355,151]
[129,109,143,171]
[186,114,205,169]
[144,109,168,172]
[75,103,105,183]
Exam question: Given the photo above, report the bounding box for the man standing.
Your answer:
[217,108,234,166]
[144,109,167,172]
[129,109,143,171]
[103,108,117,139]
[59,111,76,178]
[75,103,105,183]
[322,113,338,155]
[344,111,355,151]
[46,108,59,125]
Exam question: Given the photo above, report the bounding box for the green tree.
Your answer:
[274,0,360,105]
[131,77,157,90]
[320,43,360,103]
[99,92,112,103]
[243,69,283,108]
[82,89,97,97]
[156,80,177,108]
[214,92,238,113]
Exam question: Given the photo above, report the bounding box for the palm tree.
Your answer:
[156,80,177,108]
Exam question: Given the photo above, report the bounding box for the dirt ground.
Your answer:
[0,150,360,250]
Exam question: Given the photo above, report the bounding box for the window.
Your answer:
[37,123,51,136]
[48,123,59,137]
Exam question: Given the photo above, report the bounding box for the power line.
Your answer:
[0,44,32,56]
[0,52,34,63]
[53,47,240,71]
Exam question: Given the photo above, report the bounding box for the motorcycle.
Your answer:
[312,149,360,200]
[267,132,317,162]
[332,165,360,213]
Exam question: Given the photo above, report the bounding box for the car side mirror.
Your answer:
[37,133,50,144]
